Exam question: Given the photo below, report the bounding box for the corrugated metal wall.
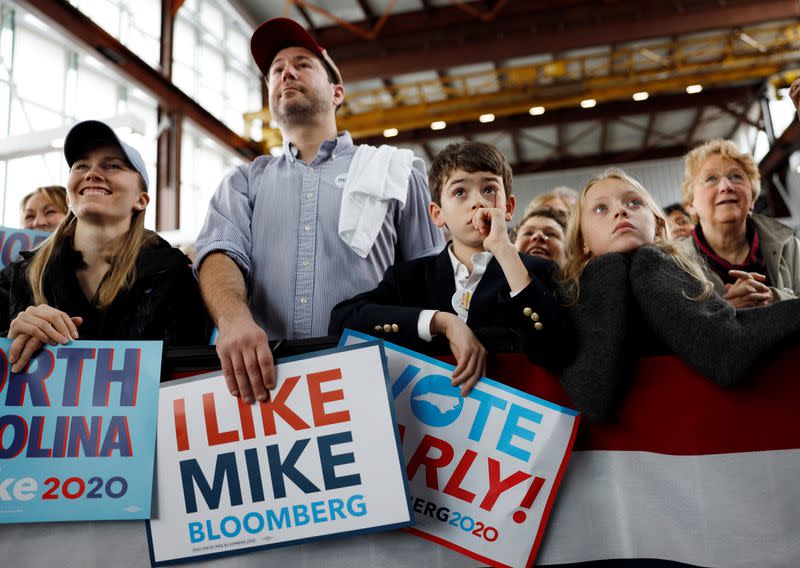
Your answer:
[512,157,685,222]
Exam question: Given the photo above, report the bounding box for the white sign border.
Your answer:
[340,329,580,568]
[145,340,414,567]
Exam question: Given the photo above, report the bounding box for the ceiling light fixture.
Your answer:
[529,106,545,116]
[383,128,398,138]
[580,99,597,109]
[479,113,495,123]
[633,91,649,101]
[686,84,703,94]
[431,121,446,130]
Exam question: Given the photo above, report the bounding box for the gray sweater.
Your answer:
[561,245,800,420]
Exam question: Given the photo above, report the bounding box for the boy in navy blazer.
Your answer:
[330,141,565,395]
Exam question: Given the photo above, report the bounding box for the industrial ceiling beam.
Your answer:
[519,130,556,151]
[618,115,686,147]
[356,0,376,24]
[353,85,759,146]
[718,103,761,131]
[759,116,800,176]
[757,115,797,217]
[250,15,793,146]
[686,108,705,146]
[294,4,318,33]
[599,118,608,154]
[335,62,780,139]
[20,0,260,161]
[418,0,436,17]
[643,112,656,149]
[510,130,523,164]
[723,90,761,141]
[420,141,435,163]
[313,0,800,81]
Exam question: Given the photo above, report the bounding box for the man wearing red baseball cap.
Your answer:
[194,18,444,404]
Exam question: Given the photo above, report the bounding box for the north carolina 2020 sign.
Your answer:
[0,339,162,523]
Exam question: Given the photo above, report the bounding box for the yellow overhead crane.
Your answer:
[244,21,800,151]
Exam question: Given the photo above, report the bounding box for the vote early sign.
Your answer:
[341,330,580,568]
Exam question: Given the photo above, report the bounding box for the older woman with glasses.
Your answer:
[681,139,800,308]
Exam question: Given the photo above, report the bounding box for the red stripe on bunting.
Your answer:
[452,345,800,456]
[174,343,800,457]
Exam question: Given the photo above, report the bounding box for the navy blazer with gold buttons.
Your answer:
[328,246,566,370]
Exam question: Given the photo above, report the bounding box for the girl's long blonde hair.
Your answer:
[26,183,156,310]
[560,168,712,303]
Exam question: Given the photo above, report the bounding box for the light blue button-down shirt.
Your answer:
[195,132,444,339]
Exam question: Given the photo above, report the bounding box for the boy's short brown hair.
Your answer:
[428,141,513,205]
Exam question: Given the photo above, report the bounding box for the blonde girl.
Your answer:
[560,168,800,420]
[561,168,711,303]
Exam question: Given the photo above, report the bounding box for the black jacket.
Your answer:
[0,234,211,345]
[329,246,567,370]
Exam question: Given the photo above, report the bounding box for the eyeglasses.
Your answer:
[699,172,749,188]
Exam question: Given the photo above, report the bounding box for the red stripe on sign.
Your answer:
[443,345,800,456]
[527,415,581,567]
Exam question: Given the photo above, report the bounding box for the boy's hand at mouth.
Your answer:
[473,207,534,295]
[472,207,514,257]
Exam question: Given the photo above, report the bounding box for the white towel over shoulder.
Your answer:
[338,144,425,258]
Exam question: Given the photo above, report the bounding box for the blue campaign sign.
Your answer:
[0,226,48,269]
[0,339,162,523]
[339,330,580,568]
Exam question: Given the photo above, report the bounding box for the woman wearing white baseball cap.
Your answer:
[0,120,211,371]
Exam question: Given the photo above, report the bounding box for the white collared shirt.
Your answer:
[194,132,444,339]
[417,246,494,341]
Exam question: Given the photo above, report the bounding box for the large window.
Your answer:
[174,121,241,244]
[0,3,158,228]
[0,0,261,238]
[68,0,161,68]
[172,0,261,242]
[173,0,261,136]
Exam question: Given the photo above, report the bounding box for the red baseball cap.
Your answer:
[251,18,342,84]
